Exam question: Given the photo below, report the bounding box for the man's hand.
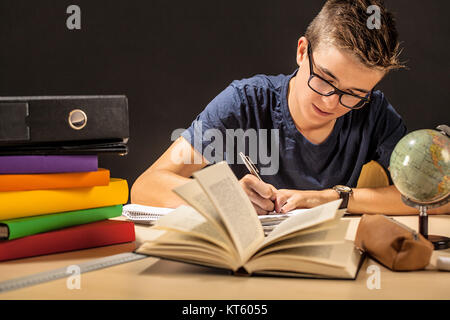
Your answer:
[275,189,339,213]
[239,174,279,215]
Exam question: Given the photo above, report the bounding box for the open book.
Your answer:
[136,161,364,279]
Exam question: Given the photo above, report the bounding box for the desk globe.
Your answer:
[389,126,450,250]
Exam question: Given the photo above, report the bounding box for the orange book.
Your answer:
[0,168,110,192]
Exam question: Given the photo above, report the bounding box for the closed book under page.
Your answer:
[0,205,123,240]
[136,162,364,279]
[0,178,128,220]
[0,220,135,262]
[0,155,98,174]
[0,168,110,192]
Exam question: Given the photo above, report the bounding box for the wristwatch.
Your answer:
[332,185,353,209]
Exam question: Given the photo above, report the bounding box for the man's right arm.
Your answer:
[130,136,277,213]
[130,136,209,208]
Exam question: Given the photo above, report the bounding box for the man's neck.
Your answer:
[295,118,336,145]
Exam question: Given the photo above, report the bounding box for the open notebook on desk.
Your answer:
[122,204,174,224]
[122,204,310,236]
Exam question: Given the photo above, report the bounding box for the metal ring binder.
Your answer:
[68,109,88,130]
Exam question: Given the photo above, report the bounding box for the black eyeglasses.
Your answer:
[307,43,372,110]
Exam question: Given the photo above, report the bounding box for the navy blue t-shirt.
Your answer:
[181,69,407,190]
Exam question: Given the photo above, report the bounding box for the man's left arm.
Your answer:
[347,185,449,214]
[276,186,450,215]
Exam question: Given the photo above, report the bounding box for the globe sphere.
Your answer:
[389,129,449,204]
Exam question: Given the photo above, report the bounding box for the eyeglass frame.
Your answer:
[306,43,372,110]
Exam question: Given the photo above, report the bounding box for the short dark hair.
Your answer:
[305,0,405,71]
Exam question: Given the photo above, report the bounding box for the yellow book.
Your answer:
[0,178,128,220]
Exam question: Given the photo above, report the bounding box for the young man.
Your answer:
[131,0,449,214]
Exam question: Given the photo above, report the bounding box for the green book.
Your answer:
[0,205,123,240]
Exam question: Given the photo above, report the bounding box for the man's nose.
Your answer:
[320,93,340,111]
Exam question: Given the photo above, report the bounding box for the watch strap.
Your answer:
[339,192,350,209]
[333,185,352,210]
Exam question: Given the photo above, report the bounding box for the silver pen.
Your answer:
[239,152,262,181]
[239,152,280,215]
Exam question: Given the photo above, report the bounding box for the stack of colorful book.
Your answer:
[0,155,135,262]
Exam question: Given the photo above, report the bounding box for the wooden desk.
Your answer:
[1,215,449,300]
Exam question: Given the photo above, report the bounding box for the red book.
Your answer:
[0,220,135,262]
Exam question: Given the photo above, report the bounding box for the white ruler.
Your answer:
[0,252,148,294]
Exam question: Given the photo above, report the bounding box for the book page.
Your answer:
[245,241,362,279]
[141,244,234,267]
[253,220,350,258]
[261,212,344,247]
[138,228,225,253]
[193,161,264,264]
[153,205,234,254]
[258,208,309,224]
[136,227,239,269]
[260,199,342,249]
[173,179,229,239]
[268,241,352,266]
[138,244,234,270]
[143,249,235,270]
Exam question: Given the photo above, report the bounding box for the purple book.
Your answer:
[0,155,98,174]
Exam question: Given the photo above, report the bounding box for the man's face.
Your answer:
[290,37,385,130]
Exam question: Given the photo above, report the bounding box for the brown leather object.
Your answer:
[355,215,434,271]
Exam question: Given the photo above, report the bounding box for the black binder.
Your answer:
[0,95,129,155]
[0,141,128,155]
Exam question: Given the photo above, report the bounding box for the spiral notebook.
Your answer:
[122,204,306,235]
[122,204,175,225]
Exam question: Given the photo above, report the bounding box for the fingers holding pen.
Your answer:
[239,174,277,214]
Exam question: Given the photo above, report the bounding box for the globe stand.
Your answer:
[401,195,450,250]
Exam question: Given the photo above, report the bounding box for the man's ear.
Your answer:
[296,36,309,67]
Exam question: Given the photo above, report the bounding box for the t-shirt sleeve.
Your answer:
[370,93,407,178]
[181,84,244,163]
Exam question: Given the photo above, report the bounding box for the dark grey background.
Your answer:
[0,0,448,188]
